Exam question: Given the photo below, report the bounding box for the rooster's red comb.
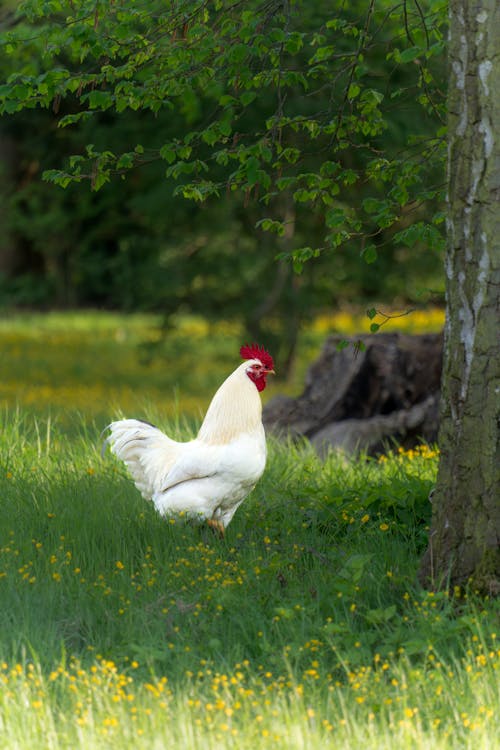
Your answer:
[240,343,274,370]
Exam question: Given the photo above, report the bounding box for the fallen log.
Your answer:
[263,332,443,455]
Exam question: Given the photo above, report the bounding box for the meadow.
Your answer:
[0,310,498,749]
[0,307,445,422]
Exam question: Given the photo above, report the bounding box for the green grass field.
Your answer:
[0,311,498,749]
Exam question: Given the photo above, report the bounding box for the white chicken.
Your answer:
[103,344,274,535]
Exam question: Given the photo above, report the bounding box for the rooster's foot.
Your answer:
[206,519,225,538]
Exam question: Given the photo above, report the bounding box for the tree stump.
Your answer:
[263,332,443,455]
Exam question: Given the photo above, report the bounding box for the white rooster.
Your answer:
[103,344,274,536]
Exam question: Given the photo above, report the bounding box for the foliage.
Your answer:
[0,0,447,356]
[3,0,448,216]
[0,409,499,748]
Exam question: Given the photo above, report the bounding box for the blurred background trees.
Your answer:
[0,0,447,369]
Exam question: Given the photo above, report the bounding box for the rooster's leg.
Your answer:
[206,519,225,538]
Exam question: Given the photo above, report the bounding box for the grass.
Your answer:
[1,309,498,748]
[1,417,498,749]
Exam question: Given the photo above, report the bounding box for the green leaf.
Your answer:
[258,143,273,163]
[256,218,285,236]
[58,111,94,128]
[290,246,319,274]
[228,43,249,64]
[361,245,378,264]
[178,145,192,160]
[347,83,360,100]
[240,91,257,107]
[389,183,409,206]
[366,308,377,320]
[12,83,30,100]
[214,150,229,166]
[219,119,232,138]
[218,94,237,107]
[92,171,110,191]
[311,45,335,63]
[325,208,345,228]
[361,88,384,105]
[370,323,380,333]
[160,145,176,164]
[399,46,423,63]
[42,169,73,188]
[275,176,295,191]
[354,340,367,354]
[362,197,385,215]
[293,189,316,202]
[87,90,113,109]
[284,31,304,54]
[244,156,260,186]
[116,153,135,170]
[202,127,219,146]
[278,147,301,164]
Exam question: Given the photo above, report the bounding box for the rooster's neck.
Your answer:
[197,366,263,445]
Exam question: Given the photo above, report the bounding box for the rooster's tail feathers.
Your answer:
[103,419,181,499]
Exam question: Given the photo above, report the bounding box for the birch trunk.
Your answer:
[418,0,500,594]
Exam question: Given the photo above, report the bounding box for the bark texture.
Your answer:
[418,0,500,594]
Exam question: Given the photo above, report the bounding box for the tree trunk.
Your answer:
[418,0,500,595]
